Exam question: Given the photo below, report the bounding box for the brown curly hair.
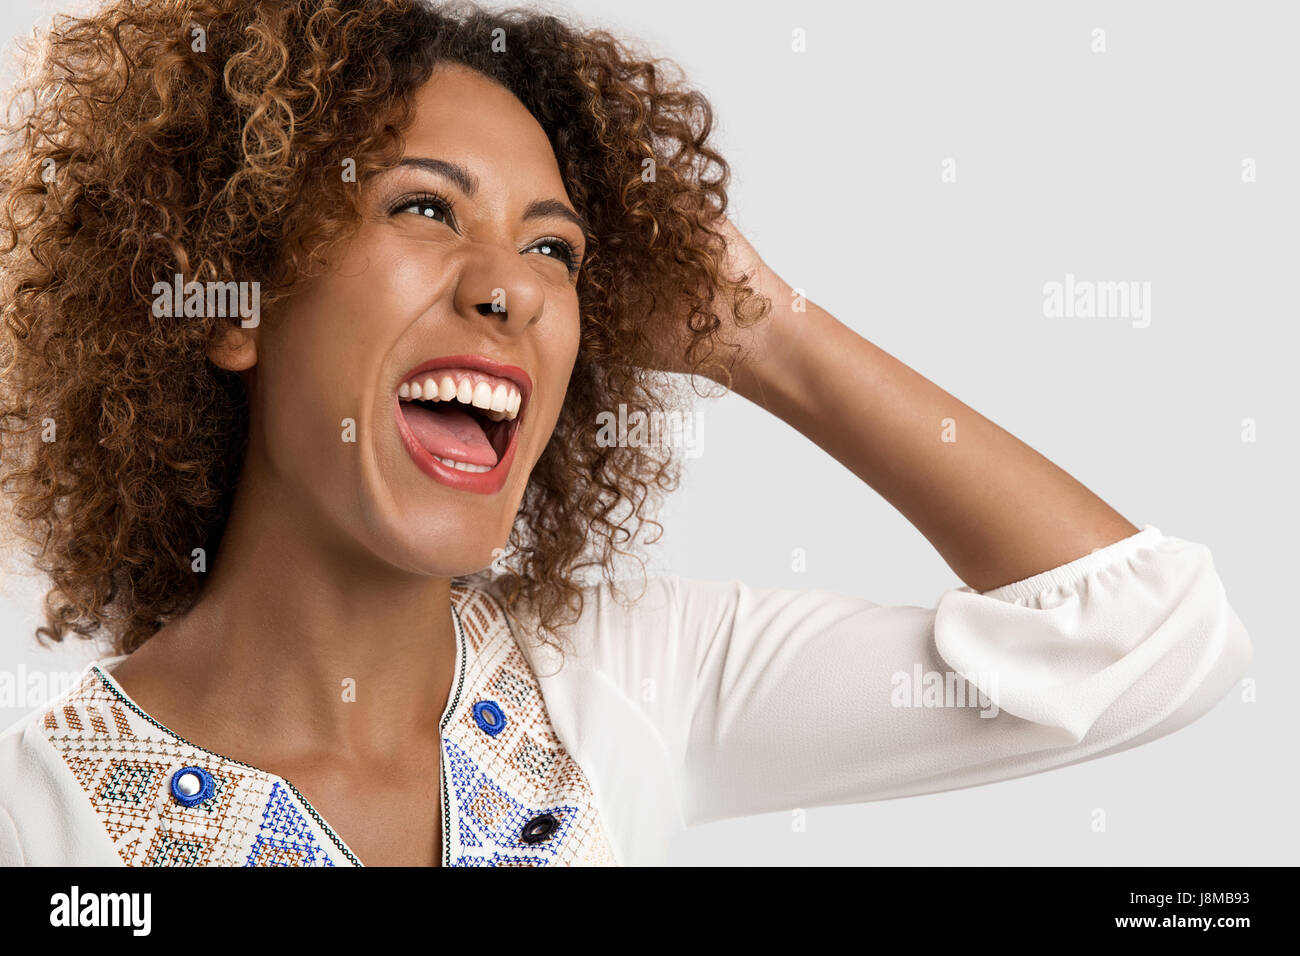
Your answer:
[0,0,770,656]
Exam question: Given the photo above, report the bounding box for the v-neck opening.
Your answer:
[86,603,469,868]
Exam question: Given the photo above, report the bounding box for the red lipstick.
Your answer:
[393,354,532,496]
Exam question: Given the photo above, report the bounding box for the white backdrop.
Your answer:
[0,0,1291,865]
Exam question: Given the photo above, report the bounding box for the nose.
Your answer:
[452,242,546,334]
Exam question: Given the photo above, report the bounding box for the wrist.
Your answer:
[723,274,823,418]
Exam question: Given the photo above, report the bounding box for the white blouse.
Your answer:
[0,524,1252,866]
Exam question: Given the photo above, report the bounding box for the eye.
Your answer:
[391,193,454,226]
[528,237,580,273]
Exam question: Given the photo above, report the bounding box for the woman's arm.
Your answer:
[709,219,1138,592]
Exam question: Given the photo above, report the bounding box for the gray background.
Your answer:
[0,0,1292,864]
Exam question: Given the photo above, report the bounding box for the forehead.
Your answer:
[402,63,566,196]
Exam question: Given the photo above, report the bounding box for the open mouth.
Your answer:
[394,365,528,480]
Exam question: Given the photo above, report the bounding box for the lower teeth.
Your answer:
[434,456,493,474]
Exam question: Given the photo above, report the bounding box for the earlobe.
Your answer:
[206,322,258,372]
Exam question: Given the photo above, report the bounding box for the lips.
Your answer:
[393,354,532,495]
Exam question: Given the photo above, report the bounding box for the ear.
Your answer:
[206,320,258,372]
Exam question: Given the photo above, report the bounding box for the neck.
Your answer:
[116,448,460,764]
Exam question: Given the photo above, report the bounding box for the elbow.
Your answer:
[1177,598,1252,728]
[1111,587,1253,754]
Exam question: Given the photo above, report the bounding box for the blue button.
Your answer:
[170,766,214,807]
[472,700,506,736]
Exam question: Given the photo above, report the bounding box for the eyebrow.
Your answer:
[394,156,592,244]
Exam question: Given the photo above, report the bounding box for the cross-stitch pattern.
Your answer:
[442,584,617,865]
[37,671,353,866]
[32,581,618,866]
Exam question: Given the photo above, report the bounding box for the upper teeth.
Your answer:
[398,371,523,421]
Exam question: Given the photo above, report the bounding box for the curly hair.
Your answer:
[0,0,770,657]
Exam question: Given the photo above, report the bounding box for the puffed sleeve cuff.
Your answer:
[933,524,1251,747]
[975,525,1166,603]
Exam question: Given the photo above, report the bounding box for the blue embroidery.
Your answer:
[442,739,576,866]
[245,781,337,867]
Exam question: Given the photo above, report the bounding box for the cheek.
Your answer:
[255,297,378,486]
[535,318,580,430]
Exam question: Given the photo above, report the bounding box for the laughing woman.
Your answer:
[0,0,1250,867]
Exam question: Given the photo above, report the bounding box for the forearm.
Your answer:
[726,293,1138,592]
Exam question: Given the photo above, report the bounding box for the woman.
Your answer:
[0,0,1251,867]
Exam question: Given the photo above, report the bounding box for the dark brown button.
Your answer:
[520,813,558,844]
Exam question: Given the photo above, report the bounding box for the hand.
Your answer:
[640,215,785,388]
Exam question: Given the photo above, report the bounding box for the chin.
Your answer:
[364,516,514,580]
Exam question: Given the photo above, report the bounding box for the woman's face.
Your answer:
[236,63,586,576]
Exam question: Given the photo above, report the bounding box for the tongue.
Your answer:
[402,401,499,467]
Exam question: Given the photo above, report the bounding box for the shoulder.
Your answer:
[0,660,99,792]
[452,570,807,670]
[0,711,30,865]
[0,661,124,866]
[453,571,683,663]
[449,571,690,744]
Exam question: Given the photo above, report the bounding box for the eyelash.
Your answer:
[389,190,582,274]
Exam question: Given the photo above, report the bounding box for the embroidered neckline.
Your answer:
[39,580,619,866]
[86,602,469,868]
[438,605,468,866]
